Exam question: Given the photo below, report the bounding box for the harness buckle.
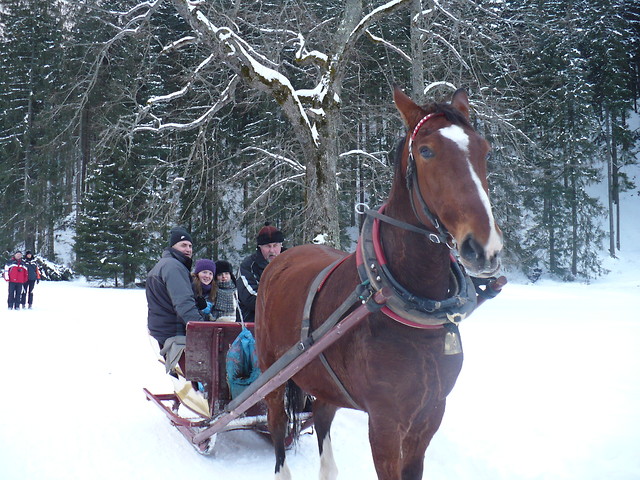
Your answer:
[354,203,369,215]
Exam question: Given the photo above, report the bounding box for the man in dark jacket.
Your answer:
[22,251,41,309]
[146,227,203,349]
[237,223,285,322]
[146,227,211,417]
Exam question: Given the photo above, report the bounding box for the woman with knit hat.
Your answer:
[212,260,238,322]
[191,258,217,320]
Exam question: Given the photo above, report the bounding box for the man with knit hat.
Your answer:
[145,226,211,416]
[238,222,285,322]
[146,226,202,351]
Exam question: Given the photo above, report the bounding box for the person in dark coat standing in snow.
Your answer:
[237,223,285,322]
[146,227,203,354]
[4,250,28,310]
[22,251,41,309]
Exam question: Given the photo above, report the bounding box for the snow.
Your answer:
[0,251,638,479]
[1,165,638,480]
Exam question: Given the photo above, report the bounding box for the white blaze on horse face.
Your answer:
[439,124,469,154]
[438,125,503,256]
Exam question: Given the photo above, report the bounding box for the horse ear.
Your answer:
[393,86,423,128]
[451,88,470,120]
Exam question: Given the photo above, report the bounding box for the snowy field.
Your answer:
[0,245,638,480]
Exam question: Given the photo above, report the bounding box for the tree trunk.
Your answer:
[410,0,425,102]
[610,109,620,251]
[79,107,91,204]
[605,108,616,258]
[23,66,35,251]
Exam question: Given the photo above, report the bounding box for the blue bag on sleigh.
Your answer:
[226,327,262,399]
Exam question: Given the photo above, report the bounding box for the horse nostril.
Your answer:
[461,236,484,261]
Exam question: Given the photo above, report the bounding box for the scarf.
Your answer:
[212,280,236,319]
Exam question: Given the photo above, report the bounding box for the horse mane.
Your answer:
[392,102,472,169]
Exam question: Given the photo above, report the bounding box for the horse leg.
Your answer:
[367,412,404,480]
[312,400,339,480]
[397,400,447,479]
[368,399,447,480]
[266,385,292,480]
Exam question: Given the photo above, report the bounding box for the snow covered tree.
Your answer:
[0,0,66,254]
[86,0,416,248]
[579,0,639,257]
[75,152,148,286]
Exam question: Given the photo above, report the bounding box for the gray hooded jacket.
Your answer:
[146,248,202,346]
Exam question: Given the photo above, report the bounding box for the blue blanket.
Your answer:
[226,327,261,398]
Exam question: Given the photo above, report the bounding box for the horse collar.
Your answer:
[356,205,477,329]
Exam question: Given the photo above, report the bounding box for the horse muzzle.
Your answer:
[458,235,502,278]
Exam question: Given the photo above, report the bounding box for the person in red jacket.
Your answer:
[4,250,29,310]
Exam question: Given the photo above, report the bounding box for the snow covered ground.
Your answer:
[0,248,638,479]
[1,172,639,479]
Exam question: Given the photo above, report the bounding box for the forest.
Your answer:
[0,0,638,285]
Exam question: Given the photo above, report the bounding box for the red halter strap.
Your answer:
[409,112,444,146]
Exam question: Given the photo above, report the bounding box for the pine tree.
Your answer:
[75,151,149,285]
[0,0,66,253]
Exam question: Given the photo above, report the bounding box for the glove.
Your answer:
[195,296,207,310]
[202,301,213,315]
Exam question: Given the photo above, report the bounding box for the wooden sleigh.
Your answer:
[141,288,388,455]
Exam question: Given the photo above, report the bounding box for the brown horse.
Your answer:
[255,87,503,479]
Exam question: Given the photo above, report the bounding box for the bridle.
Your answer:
[359,111,457,249]
[352,111,479,335]
[405,112,456,249]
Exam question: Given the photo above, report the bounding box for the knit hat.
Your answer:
[215,260,233,275]
[25,250,32,256]
[168,226,192,247]
[194,258,216,275]
[256,222,284,246]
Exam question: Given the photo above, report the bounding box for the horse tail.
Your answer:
[284,379,306,444]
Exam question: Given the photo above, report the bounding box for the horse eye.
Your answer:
[419,146,434,159]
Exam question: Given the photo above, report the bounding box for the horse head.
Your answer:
[393,87,503,277]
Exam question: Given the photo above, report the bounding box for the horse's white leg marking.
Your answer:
[319,435,339,480]
[275,461,292,480]
[439,125,503,257]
